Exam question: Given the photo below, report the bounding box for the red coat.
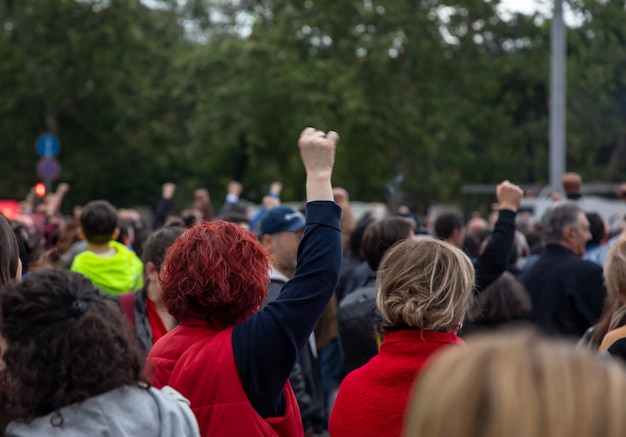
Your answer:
[148,323,302,437]
[329,330,464,437]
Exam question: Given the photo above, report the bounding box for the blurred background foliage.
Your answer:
[1,0,625,213]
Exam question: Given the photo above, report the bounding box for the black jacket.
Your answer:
[520,244,605,337]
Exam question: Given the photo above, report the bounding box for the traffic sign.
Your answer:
[35,133,61,158]
[37,158,61,181]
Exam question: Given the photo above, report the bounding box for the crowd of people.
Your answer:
[1,129,626,437]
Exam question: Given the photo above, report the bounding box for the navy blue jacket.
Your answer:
[520,243,605,337]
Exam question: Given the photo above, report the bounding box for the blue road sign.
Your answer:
[37,158,61,181]
[35,133,61,158]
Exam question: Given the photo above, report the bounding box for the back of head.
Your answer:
[562,172,582,195]
[465,217,489,238]
[362,216,415,271]
[0,269,146,425]
[348,213,376,258]
[404,329,626,437]
[160,220,269,328]
[79,200,118,244]
[470,271,531,322]
[585,212,605,246]
[540,202,582,244]
[376,237,475,332]
[0,214,19,286]
[434,211,463,240]
[142,227,185,271]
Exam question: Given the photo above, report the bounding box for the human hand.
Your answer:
[227,181,243,197]
[496,180,523,212]
[269,181,283,196]
[262,195,280,210]
[57,182,70,194]
[162,183,176,199]
[333,187,350,207]
[298,127,339,202]
[298,128,339,178]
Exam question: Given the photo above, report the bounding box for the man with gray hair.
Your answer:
[520,202,605,337]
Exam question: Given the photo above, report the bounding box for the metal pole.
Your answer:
[549,0,566,193]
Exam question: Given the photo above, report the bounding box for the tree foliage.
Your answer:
[1,0,625,212]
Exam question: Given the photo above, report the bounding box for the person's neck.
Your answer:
[558,241,579,256]
[269,260,294,280]
[87,241,112,254]
[147,281,176,331]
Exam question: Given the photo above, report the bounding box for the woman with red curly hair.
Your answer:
[148,128,342,437]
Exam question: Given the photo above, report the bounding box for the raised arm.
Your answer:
[475,181,523,292]
[152,182,176,230]
[233,127,342,418]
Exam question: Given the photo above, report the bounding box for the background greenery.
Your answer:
[1,0,625,213]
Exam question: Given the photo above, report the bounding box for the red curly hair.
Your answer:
[160,220,269,328]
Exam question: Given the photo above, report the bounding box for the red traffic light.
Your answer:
[35,183,46,198]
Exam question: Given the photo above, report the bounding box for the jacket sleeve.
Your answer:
[474,209,516,292]
[232,201,342,419]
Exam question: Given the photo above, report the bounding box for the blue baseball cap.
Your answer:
[259,206,305,236]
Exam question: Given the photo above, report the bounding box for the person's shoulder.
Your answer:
[574,257,603,274]
[600,325,626,352]
[337,363,373,393]
[339,282,376,308]
[69,249,94,269]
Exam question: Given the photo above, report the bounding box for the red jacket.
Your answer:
[329,329,464,437]
[148,323,302,437]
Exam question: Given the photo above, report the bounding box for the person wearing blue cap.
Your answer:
[260,206,327,437]
[260,206,306,301]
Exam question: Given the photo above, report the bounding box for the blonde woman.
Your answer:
[329,237,475,437]
[597,238,626,356]
[404,329,626,437]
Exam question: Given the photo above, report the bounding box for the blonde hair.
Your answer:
[376,237,475,332]
[592,238,626,346]
[404,329,626,437]
[605,239,626,316]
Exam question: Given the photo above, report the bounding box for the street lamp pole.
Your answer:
[549,0,566,193]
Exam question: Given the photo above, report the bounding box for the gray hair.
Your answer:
[541,202,583,243]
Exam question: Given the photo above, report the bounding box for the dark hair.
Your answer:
[349,213,376,258]
[0,215,19,286]
[435,211,464,240]
[180,209,202,228]
[215,211,250,226]
[142,227,185,272]
[462,234,481,259]
[525,230,544,255]
[585,212,604,246]
[160,220,269,327]
[79,200,118,244]
[362,217,414,271]
[470,272,531,322]
[0,270,147,426]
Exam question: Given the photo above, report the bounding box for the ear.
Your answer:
[261,234,274,253]
[562,226,574,242]
[450,227,462,245]
[145,262,159,282]
[77,227,85,240]
[112,227,120,241]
